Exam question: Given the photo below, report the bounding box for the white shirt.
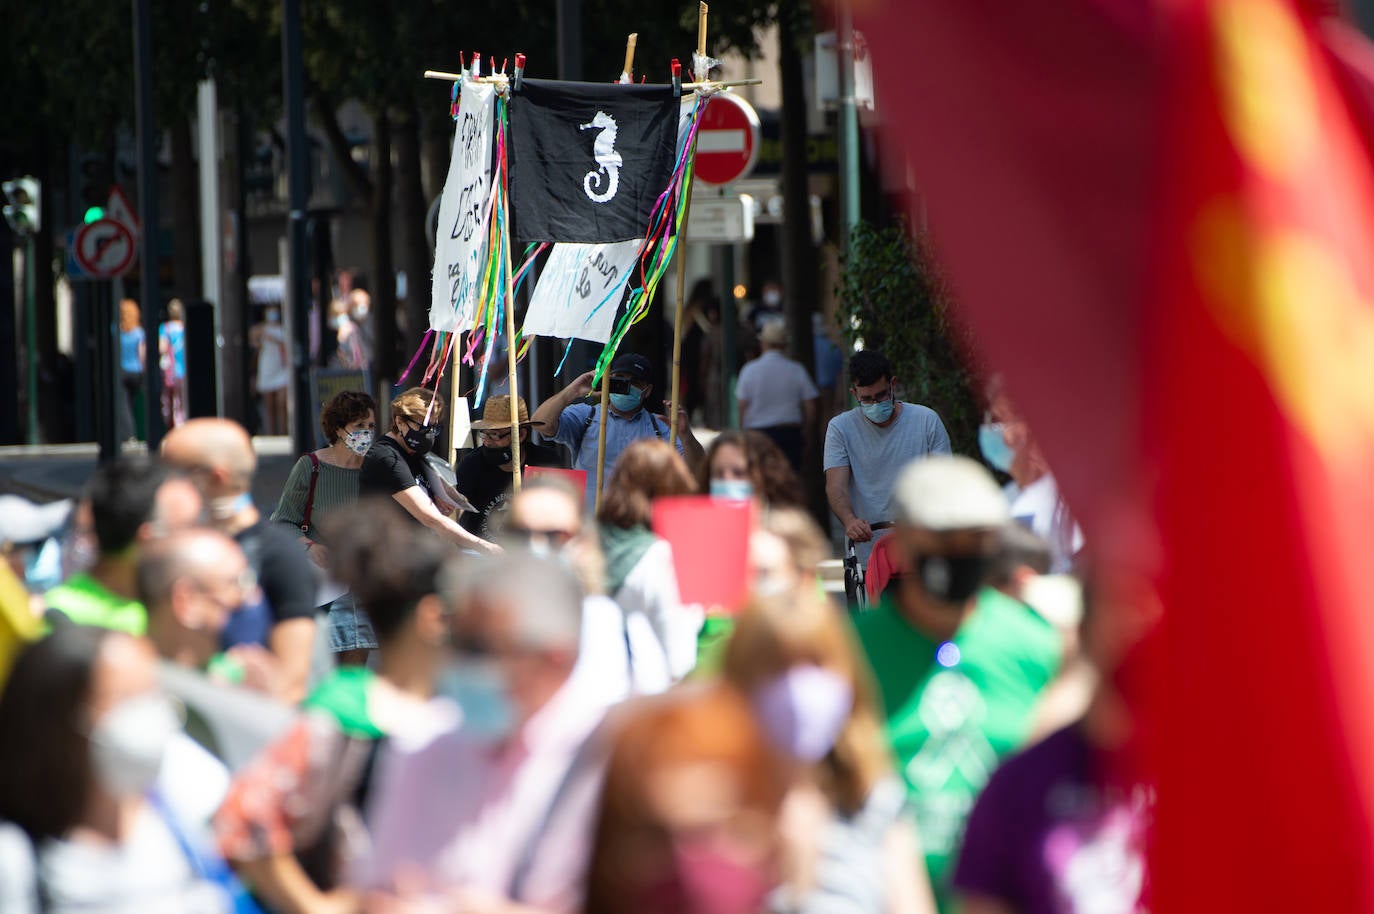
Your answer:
[736,350,819,428]
[573,595,672,704]
[1009,473,1084,573]
[612,539,704,681]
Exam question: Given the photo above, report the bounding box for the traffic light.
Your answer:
[1,177,40,235]
[79,155,111,223]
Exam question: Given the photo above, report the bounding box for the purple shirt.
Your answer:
[952,723,1151,914]
[355,677,610,912]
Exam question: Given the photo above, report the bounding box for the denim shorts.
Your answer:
[325,592,378,652]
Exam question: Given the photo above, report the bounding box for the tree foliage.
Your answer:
[836,220,983,456]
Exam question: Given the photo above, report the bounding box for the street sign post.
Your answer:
[693,93,761,187]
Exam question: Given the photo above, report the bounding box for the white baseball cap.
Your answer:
[893,455,1009,531]
[0,496,73,547]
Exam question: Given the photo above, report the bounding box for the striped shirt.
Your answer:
[269,454,362,544]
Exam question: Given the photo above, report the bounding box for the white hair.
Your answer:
[438,550,584,650]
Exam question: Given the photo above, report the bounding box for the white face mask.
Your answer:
[343,428,374,456]
[207,492,253,522]
[88,694,180,797]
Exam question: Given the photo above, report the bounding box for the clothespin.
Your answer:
[514,53,526,92]
[671,59,682,96]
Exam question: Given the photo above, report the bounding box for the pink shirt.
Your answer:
[355,676,609,912]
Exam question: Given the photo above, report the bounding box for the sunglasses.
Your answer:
[607,377,639,395]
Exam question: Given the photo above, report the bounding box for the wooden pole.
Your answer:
[622,33,638,82]
[449,335,463,466]
[502,146,522,494]
[670,2,709,444]
[595,369,611,511]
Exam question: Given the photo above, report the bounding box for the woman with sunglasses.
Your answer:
[359,387,500,554]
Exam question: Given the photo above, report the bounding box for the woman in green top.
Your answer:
[270,390,377,664]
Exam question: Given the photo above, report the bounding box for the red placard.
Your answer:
[651,495,754,613]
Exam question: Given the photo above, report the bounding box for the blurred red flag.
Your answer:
[856,0,1374,909]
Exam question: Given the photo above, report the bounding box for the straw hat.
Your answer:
[470,395,535,430]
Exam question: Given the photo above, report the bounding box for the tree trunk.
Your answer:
[778,6,826,523]
[369,110,398,392]
[394,103,431,348]
[169,117,202,301]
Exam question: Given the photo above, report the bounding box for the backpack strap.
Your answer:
[301,453,321,535]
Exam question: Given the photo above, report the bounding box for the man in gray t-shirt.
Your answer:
[823,349,952,566]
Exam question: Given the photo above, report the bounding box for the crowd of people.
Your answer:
[0,342,1149,914]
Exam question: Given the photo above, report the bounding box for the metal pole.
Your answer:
[283,0,313,453]
[134,0,165,449]
[837,5,861,252]
[23,235,38,444]
[198,77,225,417]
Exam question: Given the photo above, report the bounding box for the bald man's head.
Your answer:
[137,526,252,667]
[161,419,257,496]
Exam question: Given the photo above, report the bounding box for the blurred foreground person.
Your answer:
[358,552,609,912]
[597,439,699,681]
[582,686,789,914]
[216,503,457,914]
[271,389,380,665]
[852,456,1061,910]
[162,418,318,703]
[725,594,938,914]
[45,458,203,635]
[0,627,251,913]
[0,494,72,600]
[503,476,671,703]
[953,570,1157,914]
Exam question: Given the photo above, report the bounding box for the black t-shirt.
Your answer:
[222,518,317,648]
[453,441,562,538]
[359,434,434,525]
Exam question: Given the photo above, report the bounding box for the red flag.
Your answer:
[856,0,1374,908]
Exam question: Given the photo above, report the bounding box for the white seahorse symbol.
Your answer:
[579,111,622,204]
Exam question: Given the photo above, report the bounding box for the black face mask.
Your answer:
[402,423,439,456]
[480,444,513,467]
[915,552,990,605]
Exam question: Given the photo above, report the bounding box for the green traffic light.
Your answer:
[83,206,105,224]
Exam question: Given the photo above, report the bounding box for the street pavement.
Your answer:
[0,437,300,508]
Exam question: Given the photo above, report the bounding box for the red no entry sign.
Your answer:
[694,93,761,187]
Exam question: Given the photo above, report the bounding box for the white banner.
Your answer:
[430,81,497,332]
[523,240,643,343]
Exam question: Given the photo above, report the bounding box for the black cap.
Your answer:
[609,352,653,384]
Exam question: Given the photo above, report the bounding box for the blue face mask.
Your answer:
[710,479,754,501]
[435,659,517,742]
[978,423,1014,473]
[609,388,644,413]
[860,397,894,424]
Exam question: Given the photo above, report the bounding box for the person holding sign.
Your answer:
[453,395,563,540]
[532,353,705,510]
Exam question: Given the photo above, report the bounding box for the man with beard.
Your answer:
[454,395,563,541]
[852,455,1062,912]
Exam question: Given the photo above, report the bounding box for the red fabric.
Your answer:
[856,0,1374,908]
[651,496,754,613]
[864,531,903,602]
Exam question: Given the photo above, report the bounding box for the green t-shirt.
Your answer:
[852,587,1061,908]
[44,573,147,636]
[302,666,385,739]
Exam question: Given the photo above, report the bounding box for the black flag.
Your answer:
[510,79,679,246]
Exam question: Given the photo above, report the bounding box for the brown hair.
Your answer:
[697,430,804,509]
[597,439,696,529]
[722,591,892,815]
[166,299,185,322]
[319,390,377,444]
[390,387,444,429]
[583,686,787,914]
[119,299,141,333]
